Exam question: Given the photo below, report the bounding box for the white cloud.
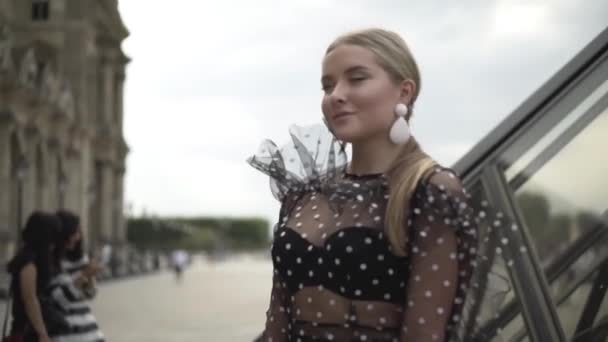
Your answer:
[426,143,474,167]
[492,1,550,38]
[118,0,608,222]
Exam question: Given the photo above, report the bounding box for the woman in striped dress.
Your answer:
[51,210,105,342]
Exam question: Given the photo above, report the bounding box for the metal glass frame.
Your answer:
[453,26,608,342]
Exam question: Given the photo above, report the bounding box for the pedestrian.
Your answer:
[171,250,189,282]
[50,210,105,342]
[248,28,510,341]
[5,211,69,342]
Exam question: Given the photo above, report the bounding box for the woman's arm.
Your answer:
[261,197,296,342]
[400,171,477,341]
[69,256,101,298]
[261,271,290,341]
[400,214,459,341]
[20,263,51,341]
[73,273,97,299]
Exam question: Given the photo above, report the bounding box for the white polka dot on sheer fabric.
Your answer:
[248,124,513,342]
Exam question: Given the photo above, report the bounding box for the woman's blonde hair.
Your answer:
[327,28,437,256]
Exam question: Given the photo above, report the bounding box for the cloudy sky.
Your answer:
[116,0,608,223]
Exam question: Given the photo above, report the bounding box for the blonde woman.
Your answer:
[249,28,506,342]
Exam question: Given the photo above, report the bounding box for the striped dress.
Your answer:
[49,255,105,342]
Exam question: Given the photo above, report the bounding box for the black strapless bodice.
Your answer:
[272,225,409,303]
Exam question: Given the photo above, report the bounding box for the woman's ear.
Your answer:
[399,79,416,105]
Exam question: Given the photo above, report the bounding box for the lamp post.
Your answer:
[15,155,28,247]
[58,172,67,209]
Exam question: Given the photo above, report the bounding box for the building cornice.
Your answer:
[95,0,129,42]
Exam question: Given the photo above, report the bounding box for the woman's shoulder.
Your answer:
[420,166,465,194]
[7,248,37,274]
[248,123,347,202]
[411,165,470,213]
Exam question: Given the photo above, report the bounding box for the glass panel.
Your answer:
[500,315,526,342]
[467,184,524,341]
[493,264,600,341]
[505,79,608,184]
[595,290,608,326]
[551,260,599,339]
[505,266,602,341]
[496,69,608,341]
[508,105,608,267]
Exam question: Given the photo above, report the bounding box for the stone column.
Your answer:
[115,68,125,130]
[0,124,12,247]
[22,134,37,216]
[0,127,14,263]
[79,142,93,251]
[64,150,81,212]
[112,168,125,244]
[102,59,114,126]
[46,142,59,211]
[96,61,105,126]
[87,159,101,253]
[86,64,98,127]
[33,144,48,210]
[1,126,21,260]
[98,161,114,243]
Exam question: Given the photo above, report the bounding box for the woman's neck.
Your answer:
[348,136,403,175]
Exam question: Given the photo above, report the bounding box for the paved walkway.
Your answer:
[90,255,272,341]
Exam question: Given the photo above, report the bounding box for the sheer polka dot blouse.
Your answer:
[248,125,512,342]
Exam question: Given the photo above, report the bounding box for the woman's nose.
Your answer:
[329,83,347,105]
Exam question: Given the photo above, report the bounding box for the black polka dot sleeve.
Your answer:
[262,266,290,342]
[400,170,478,341]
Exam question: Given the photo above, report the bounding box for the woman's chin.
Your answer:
[332,126,362,142]
[335,129,376,144]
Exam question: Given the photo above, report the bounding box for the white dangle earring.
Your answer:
[389,103,411,145]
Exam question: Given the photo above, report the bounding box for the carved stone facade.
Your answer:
[0,0,129,261]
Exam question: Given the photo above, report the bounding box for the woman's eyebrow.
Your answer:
[321,74,332,83]
[344,65,370,74]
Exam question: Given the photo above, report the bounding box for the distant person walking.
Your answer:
[171,250,189,282]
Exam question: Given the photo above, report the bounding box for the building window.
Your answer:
[31,0,50,21]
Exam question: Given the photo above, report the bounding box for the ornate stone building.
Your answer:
[0,0,129,262]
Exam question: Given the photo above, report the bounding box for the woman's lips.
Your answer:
[333,112,354,121]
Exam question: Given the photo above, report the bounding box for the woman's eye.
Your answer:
[321,84,334,93]
[350,76,366,82]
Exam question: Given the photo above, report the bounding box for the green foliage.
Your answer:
[127,218,188,250]
[516,191,604,262]
[577,211,603,232]
[517,192,567,260]
[127,216,270,252]
[220,218,269,249]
